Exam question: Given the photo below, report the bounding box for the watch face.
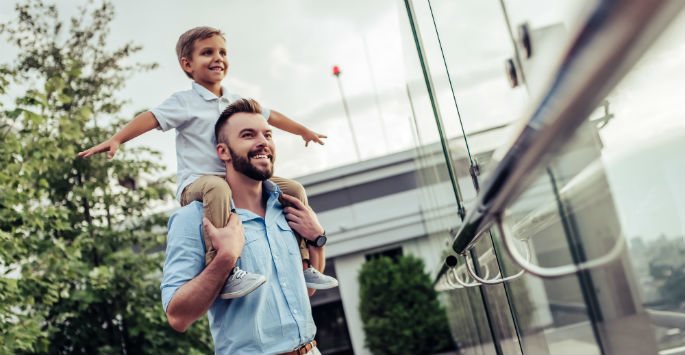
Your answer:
[315,235,327,247]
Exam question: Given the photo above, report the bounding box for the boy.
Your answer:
[79,26,338,299]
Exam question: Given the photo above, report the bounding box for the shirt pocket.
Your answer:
[276,218,300,257]
[242,225,268,268]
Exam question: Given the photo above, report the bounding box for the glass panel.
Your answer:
[396,1,503,354]
[411,0,531,182]
[498,8,685,355]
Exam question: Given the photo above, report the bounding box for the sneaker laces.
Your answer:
[233,266,247,280]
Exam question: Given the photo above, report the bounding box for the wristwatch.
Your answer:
[306,232,327,247]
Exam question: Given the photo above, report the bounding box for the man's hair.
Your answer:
[215,98,263,144]
[176,26,225,79]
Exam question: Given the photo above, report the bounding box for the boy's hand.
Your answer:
[78,138,121,159]
[203,213,245,261]
[301,130,327,147]
[281,194,324,240]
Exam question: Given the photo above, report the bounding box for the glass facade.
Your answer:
[393,1,685,355]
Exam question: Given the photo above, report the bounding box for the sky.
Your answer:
[1,0,684,239]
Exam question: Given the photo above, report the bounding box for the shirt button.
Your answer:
[293,309,298,314]
[282,282,287,287]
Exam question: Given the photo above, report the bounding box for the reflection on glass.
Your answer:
[496,9,685,355]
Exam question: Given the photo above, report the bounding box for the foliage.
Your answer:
[0,1,211,354]
[358,255,455,355]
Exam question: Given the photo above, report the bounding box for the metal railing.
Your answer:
[436,0,685,287]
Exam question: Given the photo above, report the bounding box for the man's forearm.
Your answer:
[165,252,236,332]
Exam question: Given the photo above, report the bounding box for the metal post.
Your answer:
[333,66,362,161]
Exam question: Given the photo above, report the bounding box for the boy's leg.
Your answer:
[270,176,312,262]
[181,175,265,299]
[181,175,231,266]
[271,176,338,290]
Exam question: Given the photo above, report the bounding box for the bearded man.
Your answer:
[161,99,326,355]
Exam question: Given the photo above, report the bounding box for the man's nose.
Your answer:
[255,133,269,146]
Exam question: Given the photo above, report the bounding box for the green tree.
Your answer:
[358,255,455,355]
[0,1,211,354]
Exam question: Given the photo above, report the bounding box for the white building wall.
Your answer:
[335,253,372,355]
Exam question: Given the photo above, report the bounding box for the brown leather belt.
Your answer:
[279,340,317,355]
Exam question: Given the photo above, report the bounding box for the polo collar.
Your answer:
[192,82,229,101]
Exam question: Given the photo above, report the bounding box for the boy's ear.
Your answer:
[180,57,193,76]
[217,143,231,162]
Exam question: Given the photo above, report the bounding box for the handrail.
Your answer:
[498,219,627,278]
[464,240,530,284]
[435,0,684,287]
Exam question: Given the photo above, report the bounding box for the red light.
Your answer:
[332,65,341,76]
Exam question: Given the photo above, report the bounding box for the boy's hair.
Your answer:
[176,26,225,79]
[215,98,263,144]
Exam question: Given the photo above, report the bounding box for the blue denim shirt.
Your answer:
[161,181,316,355]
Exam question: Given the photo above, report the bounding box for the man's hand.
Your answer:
[78,138,121,159]
[203,213,245,261]
[281,194,324,240]
[301,130,327,147]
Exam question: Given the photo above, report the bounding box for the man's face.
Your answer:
[219,112,275,181]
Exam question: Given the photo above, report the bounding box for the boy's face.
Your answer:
[182,35,229,87]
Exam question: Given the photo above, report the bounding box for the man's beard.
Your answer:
[228,146,274,181]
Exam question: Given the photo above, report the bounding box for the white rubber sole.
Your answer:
[306,279,339,290]
[220,276,267,299]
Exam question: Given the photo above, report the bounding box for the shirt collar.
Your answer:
[233,180,282,222]
[191,81,229,101]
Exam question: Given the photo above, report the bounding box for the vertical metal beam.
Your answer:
[402,1,502,354]
[402,0,466,220]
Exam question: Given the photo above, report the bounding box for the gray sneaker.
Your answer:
[220,266,266,299]
[303,267,339,289]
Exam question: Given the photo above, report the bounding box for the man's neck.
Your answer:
[226,171,266,217]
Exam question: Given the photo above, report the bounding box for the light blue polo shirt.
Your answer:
[160,181,316,355]
[150,82,271,201]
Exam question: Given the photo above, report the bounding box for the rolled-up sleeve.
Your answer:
[160,205,205,312]
[150,92,189,132]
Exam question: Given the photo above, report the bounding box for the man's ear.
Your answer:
[217,142,231,162]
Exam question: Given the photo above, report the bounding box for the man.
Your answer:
[161,98,326,355]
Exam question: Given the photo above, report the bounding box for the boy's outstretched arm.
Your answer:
[267,110,327,147]
[78,111,160,159]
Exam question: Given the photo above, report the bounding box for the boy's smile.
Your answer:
[182,35,229,93]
